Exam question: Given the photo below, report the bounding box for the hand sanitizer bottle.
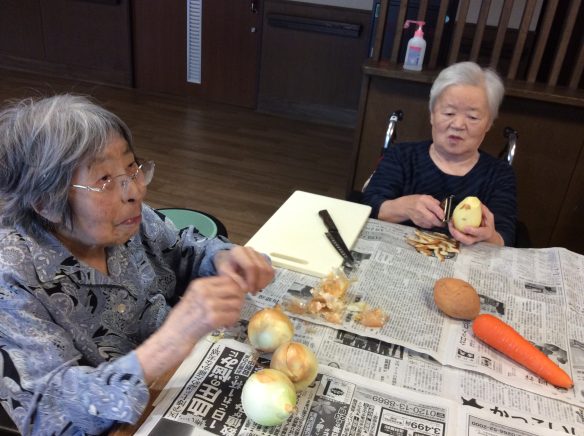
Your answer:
[403,20,426,71]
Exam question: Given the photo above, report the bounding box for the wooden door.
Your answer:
[191,0,262,108]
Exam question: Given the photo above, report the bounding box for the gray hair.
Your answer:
[0,94,133,235]
[429,61,505,121]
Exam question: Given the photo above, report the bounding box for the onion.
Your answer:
[241,368,297,426]
[248,306,294,352]
[270,341,318,391]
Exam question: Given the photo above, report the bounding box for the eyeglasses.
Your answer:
[72,161,155,194]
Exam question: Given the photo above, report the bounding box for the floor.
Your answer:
[0,68,355,245]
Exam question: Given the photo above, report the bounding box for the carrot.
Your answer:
[472,314,573,389]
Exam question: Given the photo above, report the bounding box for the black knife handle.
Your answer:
[319,209,338,232]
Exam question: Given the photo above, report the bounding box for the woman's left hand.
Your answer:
[214,246,275,294]
[448,204,504,246]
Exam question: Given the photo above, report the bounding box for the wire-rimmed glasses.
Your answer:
[72,161,155,194]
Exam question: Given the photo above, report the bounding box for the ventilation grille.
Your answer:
[187,0,202,84]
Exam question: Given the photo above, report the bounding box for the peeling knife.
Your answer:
[319,209,355,266]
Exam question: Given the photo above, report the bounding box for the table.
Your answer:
[114,219,584,435]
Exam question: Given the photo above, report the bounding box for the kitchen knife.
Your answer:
[325,232,354,266]
[319,209,355,265]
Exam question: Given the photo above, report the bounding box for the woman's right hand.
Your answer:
[379,195,444,228]
[136,275,245,383]
[177,275,246,335]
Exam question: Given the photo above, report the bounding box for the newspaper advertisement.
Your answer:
[136,338,561,436]
[248,219,584,407]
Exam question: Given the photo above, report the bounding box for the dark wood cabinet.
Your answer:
[132,0,263,108]
[0,0,132,86]
[258,0,371,125]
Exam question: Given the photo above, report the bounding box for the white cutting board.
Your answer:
[246,191,371,277]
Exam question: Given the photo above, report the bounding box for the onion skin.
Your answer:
[248,307,294,352]
[270,342,318,391]
[241,368,297,426]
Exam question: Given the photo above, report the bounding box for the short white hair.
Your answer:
[429,62,505,120]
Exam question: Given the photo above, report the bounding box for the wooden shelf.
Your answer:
[363,59,437,83]
[363,59,584,109]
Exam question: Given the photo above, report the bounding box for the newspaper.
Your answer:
[243,300,584,434]
[248,220,584,408]
[136,338,563,436]
[134,219,584,435]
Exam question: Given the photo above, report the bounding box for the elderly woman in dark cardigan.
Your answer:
[0,95,274,434]
[363,62,517,246]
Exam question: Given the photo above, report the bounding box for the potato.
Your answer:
[433,277,480,320]
[452,196,482,232]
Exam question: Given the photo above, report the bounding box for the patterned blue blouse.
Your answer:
[0,204,233,435]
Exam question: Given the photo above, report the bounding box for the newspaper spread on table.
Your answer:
[136,338,565,436]
[136,219,584,436]
[249,220,584,408]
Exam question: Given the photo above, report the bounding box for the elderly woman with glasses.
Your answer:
[0,95,274,434]
[362,61,517,246]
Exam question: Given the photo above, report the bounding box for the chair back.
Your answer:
[361,109,404,192]
[382,110,404,152]
[157,208,228,238]
[499,127,518,166]
[495,127,530,248]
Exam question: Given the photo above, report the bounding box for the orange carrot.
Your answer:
[472,314,573,389]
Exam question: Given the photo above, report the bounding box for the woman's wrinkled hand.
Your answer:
[448,204,503,246]
[214,246,275,294]
[177,275,246,333]
[403,194,445,229]
[136,275,246,382]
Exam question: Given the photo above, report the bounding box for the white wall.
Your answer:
[466,0,543,30]
[286,0,544,29]
[287,0,374,11]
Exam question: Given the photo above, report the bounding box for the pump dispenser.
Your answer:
[403,20,426,71]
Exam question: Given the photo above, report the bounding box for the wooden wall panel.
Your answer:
[551,138,584,252]
[0,0,132,86]
[133,0,263,107]
[40,0,132,85]
[132,0,188,95]
[0,0,44,60]
[192,0,263,108]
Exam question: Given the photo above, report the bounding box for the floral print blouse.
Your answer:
[0,204,233,435]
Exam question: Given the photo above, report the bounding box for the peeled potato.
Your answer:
[433,278,480,320]
[452,196,482,232]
